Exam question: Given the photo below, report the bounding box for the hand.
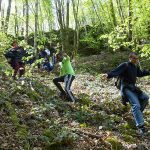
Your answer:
[63,53,67,57]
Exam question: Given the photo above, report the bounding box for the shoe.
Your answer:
[59,93,67,100]
[137,125,145,135]
[12,76,17,80]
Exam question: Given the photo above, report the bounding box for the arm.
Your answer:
[107,63,127,78]
[137,67,150,77]
[63,53,70,61]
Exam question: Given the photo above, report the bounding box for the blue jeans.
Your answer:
[124,88,149,127]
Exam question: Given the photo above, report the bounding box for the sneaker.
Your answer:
[137,125,145,135]
[59,93,67,100]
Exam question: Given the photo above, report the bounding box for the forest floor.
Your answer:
[0,51,150,150]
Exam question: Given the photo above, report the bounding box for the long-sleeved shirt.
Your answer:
[107,61,150,85]
[60,56,75,76]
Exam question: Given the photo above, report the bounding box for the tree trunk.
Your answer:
[116,0,125,24]
[25,0,29,43]
[14,3,19,38]
[65,0,70,52]
[55,0,69,52]
[5,0,12,33]
[72,0,80,57]
[91,0,102,26]
[128,0,132,41]
[0,0,2,12]
[1,7,4,31]
[109,0,117,27]
[34,0,38,53]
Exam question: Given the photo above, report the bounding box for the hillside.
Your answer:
[0,53,150,150]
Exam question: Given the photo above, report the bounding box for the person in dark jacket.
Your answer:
[5,41,26,79]
[104,52,150,134]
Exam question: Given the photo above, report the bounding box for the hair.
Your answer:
[11,41,18,46]
[56,51,63,59]
[129,52,138,58]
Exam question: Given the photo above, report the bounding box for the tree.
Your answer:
[14,0,19,38]
[72,0,80,56]
[128,0,132,41]
[5,0,12,33]
[116,0,125,24]
[55,0,70,52]
[25,0,29,43]
[34,0,38,53]
[0,0,2,12]
[109,0,117,27]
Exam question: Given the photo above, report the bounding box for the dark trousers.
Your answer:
[13,61,25,78]
[53,74,75,102]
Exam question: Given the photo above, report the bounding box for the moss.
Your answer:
[78,93,93,106]
[118,123,136,135]
[106,136,124,150]
[122,134,136,143]
[26,90,41,101]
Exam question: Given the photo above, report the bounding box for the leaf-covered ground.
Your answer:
[0,53,150,150]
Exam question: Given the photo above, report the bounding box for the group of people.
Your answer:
[4,42,150,135]
[4,41,57,79]
[38,46,56,72]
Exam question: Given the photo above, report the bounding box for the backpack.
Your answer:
[114,62,129,90]
[115,76,121,89]
[4,49,15,59]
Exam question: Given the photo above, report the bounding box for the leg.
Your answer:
[53,76,66,95]
[13,61,20,79]
[65,75,75,102]
[138,92,149,112]
[18,62,25,77]
[124,89,144,127]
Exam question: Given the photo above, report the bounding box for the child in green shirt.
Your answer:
[53,52,76,102]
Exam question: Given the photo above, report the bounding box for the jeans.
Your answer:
[124,88,149,127]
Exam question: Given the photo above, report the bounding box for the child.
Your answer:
[5,41,25,79]
[53,52,76,102]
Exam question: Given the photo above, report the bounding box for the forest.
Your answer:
[0,0,150,149]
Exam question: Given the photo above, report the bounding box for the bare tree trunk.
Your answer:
[55,0,68,52]
[0,0,2,12]
[128,0,132,41]
[1,7,4,31]
[5,0,12,33]
[14,3,19,38]
[42,0,53,43]
[20,3,26,36]
[72,0,80,57]
[25,0,29,43]
[91,0,102,26]
[109,0,117,27]
[65,0,70,52]
[116,0,125,24]
[34,0,38,53]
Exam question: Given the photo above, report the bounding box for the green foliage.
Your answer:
[141,44,150,57]
[0,32,13,64]
[132,0,150,40]
[41,124,78,148]
[106,136,124,150]
[78,93,93,106]
[100,25,133,51]
[79,25,106,55]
